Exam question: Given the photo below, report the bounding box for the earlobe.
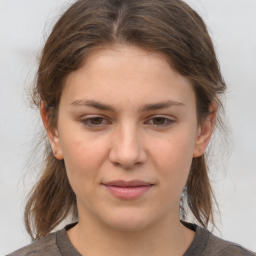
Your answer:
[193,102,217,158]
[40,102,64,160]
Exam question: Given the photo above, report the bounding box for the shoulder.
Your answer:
[183,221,255,256]
[7,232,61,256]
[202,227,255,256]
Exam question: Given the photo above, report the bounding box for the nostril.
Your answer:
[108,135,147,168]
[111,160,144,170]
[113,162,121,167]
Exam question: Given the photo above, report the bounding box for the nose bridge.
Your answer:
[109,121,146,168]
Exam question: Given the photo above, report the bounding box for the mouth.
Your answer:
[102,180,154,200]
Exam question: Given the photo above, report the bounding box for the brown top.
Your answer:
[8,222,255,256]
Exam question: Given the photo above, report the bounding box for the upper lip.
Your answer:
[103,180,153,187]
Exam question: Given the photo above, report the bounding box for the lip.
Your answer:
[104,180,153,187]
[102,180,154,200]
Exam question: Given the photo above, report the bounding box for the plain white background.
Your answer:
[0,0,255,254]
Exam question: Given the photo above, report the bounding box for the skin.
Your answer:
[42,45,216,256]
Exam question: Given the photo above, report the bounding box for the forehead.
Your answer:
[62,45,196,110]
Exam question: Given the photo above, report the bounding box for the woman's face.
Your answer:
[46,45,213,232]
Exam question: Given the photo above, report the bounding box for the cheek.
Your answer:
[151,130,195,185]
[59,130,109,187]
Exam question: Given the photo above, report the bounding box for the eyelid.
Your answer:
[80,114,175,128]
[80,115,112,127]
[144,115,175,126]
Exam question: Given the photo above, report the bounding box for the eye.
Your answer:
[146,116,175,127]
[81,116,110,127]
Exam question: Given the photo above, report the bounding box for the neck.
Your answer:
[67,212,195,256]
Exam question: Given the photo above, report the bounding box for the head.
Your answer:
[26,0,226,239]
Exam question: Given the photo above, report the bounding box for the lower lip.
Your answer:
[103,185,153,200]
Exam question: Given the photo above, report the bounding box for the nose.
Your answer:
[109,123,147,169]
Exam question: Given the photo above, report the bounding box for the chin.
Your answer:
[99,208,158,233]
[106,218,150,233]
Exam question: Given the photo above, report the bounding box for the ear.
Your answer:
[40,102,63,160]
[193,102,217,158]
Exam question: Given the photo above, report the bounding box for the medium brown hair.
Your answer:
[25,0,226,239]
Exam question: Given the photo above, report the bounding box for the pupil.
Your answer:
[154,117,164,124]
[92,118,102,124]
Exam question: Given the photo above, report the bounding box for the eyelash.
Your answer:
[146,116,174,126]
[81,117,110,127]
[80,116,175,128]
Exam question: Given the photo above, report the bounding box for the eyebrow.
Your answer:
[70,99,185,112]
[71,99,115,111]
[140,100,185,112]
